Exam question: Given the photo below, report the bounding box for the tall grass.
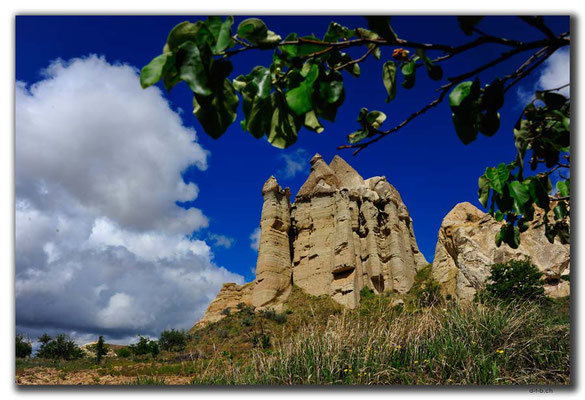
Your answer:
[190,300,569,385]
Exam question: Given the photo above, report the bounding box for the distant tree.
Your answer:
[16,334,32,358]
[159,329,188,352]
[129,335,160,358]
[141,16,570,248]
[36,333,84,360]
[94,336,109,363]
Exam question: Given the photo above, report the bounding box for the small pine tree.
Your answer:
[95,336,108,363]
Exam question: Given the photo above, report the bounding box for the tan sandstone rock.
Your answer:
[290,155,428,308]
[194,154,429,327]
[432,202,570,301]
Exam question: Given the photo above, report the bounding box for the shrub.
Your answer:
[261,308,287,324]
[221,307,231,316]
[483,258,545,302]
[115,347,132,358]
[411,265,443,307]
[242,315,254,327]
[359,286,376,300]
[159,329,188,352]
[36,333,85,360]
[16,335,32,358]
[129,335,159,358]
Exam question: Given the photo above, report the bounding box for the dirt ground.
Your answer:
[16,367,193,385]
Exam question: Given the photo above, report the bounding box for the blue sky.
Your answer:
[15,15,569,342]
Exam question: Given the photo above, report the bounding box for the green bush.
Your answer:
[482,258,545,302]
[16,334,32,358]
[36,333,85,360]
[159,329,188,352]
[115,347,132,358]
[221,307,231,316]
[261,308,287,324]
[129,335,159,358]
[411,265,443,307]
[359,286,376,300]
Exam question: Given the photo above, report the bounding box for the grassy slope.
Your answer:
[16,271,570,385]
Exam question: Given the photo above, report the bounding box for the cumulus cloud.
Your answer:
[207,233,235,249]
[250,227,261,251]
[517,48,570,104]
[15,55,243,342]
[277,148,309,179]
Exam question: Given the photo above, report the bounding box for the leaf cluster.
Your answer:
[477,90,570,248]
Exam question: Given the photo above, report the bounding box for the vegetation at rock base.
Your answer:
[477,258,547,303]
[16,284,569,385]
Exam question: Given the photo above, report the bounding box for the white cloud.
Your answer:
[207,233,235,249]
[278,148,309,179]
[15,56,244,340]
[517,48,570,104]
[250,227,261,251]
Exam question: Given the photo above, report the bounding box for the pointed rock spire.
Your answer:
[329,155,365,190]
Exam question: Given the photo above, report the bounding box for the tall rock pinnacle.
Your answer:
[193,154,428,327]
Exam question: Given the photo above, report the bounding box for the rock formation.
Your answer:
[291,154,428,308]
[194,154,428,326]
[432,202,570,301]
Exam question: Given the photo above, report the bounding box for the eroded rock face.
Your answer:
[192,282,254,328]
[432,202,570,301]
[194,154,428,326]
[252,176,293,308]
[290,155,428,308]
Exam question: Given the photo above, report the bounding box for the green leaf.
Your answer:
[507,181,531,214]
[427,65,443,81]
[457,16,484,35]
[176,41,212,96]
[237,18,268,43]
[285,64,319,115]
[365,16,398,43]
[449,81,474,110]
[484,163,509,194]
[268,93,299,149]
[478,112,500,137]
[366,110,386,129]
[452,113,477,145]
[213,16,234,54]
[279,33,326,58]
[527,176,551,210]
[166,21,212,52]
[323,22,355,42]
[304,110,324,133]
[553,201,568,220]
[382,61,397,102]
[401,60,415,77]
[482,78,504,112]
[543,92,567,110]
[140,53,173,89]
[193,79,239,139]
[347,129,368,144]
[478,175,490,207]
[317,70,344,104]
[556,180,570,197]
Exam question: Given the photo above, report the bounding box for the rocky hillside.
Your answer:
[194,155,570,328]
